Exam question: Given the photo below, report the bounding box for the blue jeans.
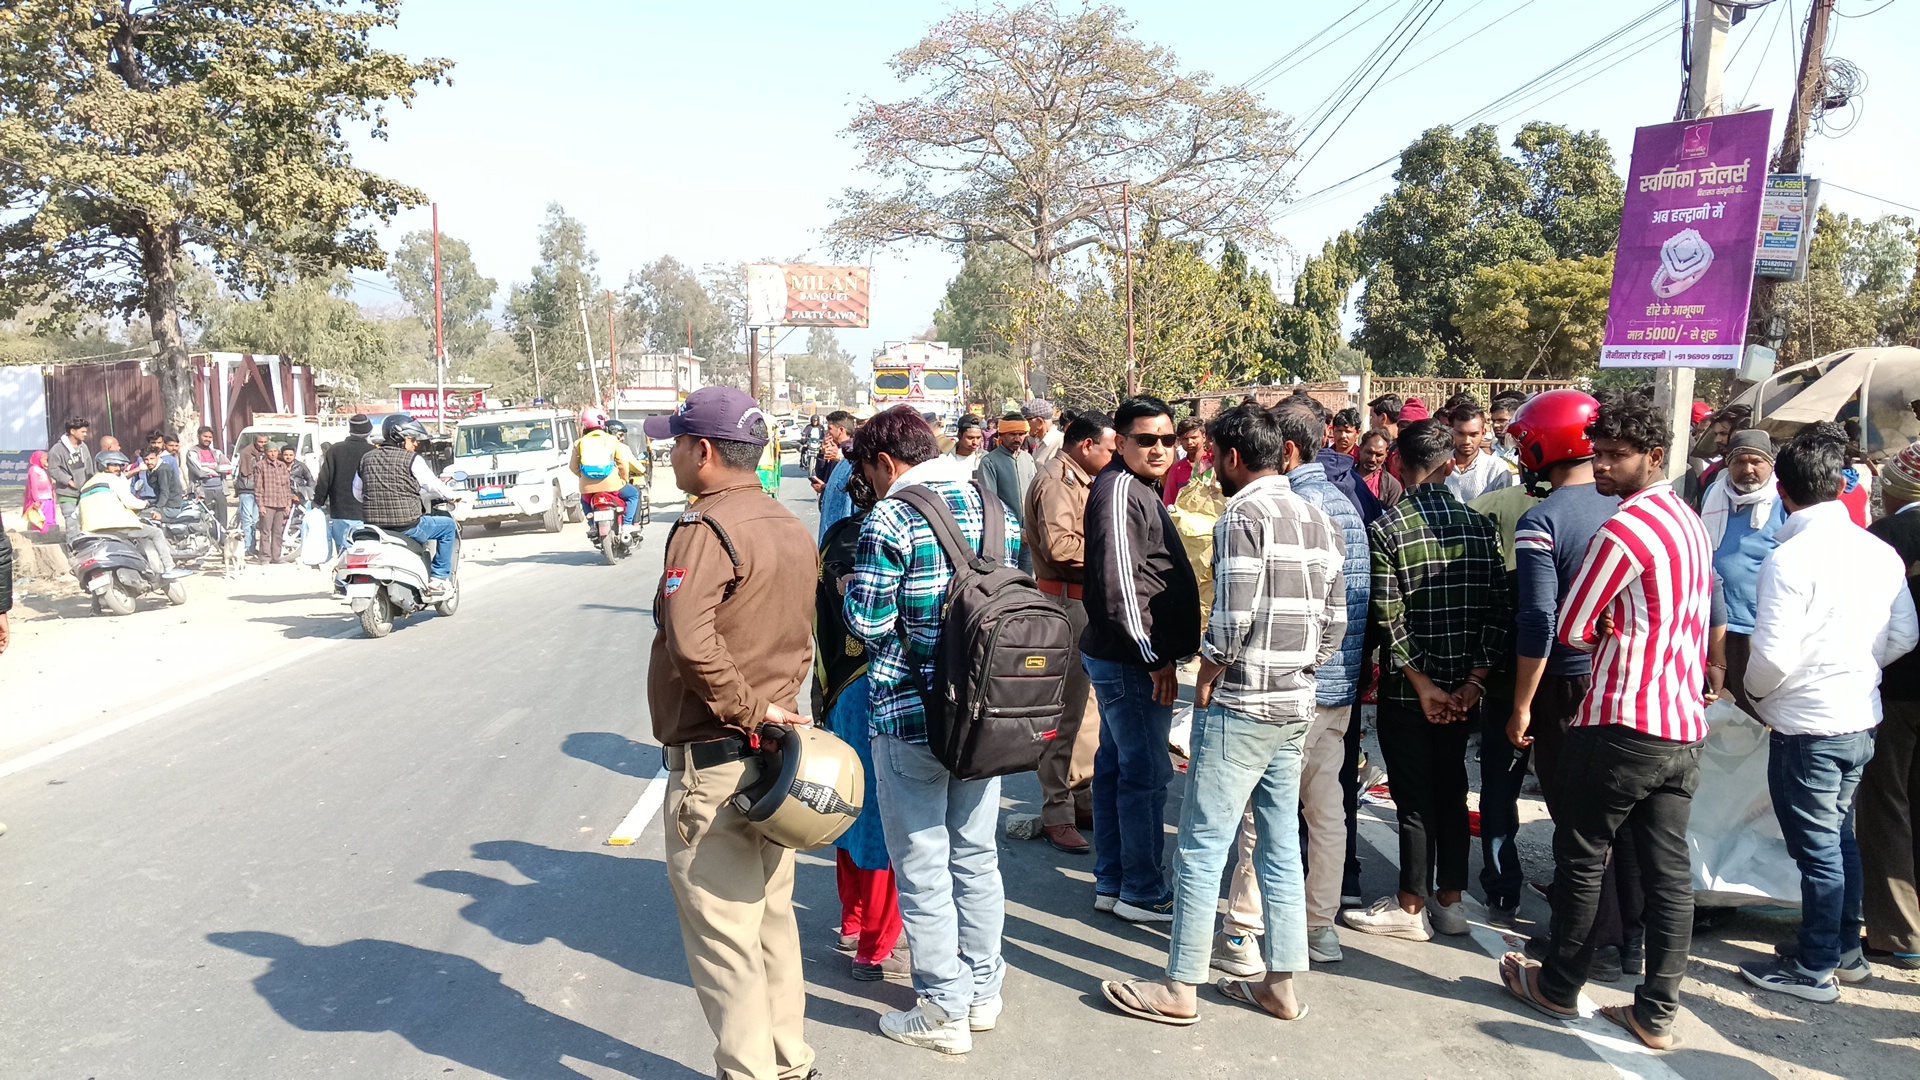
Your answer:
[326,516,361,559]
[1084,655,1175,905]
[1169,705,1310,982]
[871,733,1005,1021]
[403,515,459,580]
[583,484,642,526]
[1770,729,1874,979]
[237,492,259,553]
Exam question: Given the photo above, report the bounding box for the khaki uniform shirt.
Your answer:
[648,482,816,745]
[1025,452,1092,585]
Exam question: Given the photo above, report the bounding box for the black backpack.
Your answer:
[890,482,1073,781]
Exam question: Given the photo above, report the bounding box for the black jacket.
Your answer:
[313,436,375,518]
[0,529,13,615]
[150,461,187,512]
[1870,508,1920,701]
[1081,460,1201,669]
[1316,449,1385,525]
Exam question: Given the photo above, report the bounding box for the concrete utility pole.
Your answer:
[526,324,542,403]
[433,202,446,432]
[748,323,761,403]
[1656,0,1734,480]
[606,290,618,403]
[576,283,601,407]
[1752,0,1835,349]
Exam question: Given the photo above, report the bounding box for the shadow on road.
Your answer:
[579,603,655,617]
[418,840,691,987]
[562,732,664,779]
[469,549,605,568]
[207,931,702,1079]
[245,613,355,639]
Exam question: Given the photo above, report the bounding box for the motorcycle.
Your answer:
[70,530,188,615]
[583,489,641,565]
[800,429,824,474]
[331,496,461,638]
[157,494,224,566]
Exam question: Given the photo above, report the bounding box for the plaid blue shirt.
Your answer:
[845,460,1023,744]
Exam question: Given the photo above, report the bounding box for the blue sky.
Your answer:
[347,0,1919,366]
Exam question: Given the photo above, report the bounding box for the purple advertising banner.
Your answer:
[1601,110,1772,369]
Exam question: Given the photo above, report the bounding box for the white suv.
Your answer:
[444,409,581,532]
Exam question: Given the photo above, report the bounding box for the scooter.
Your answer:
[583,489,641,565]
[70,530,189,615]
[331,497,461,638]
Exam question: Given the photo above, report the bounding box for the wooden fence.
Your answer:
[1361,375,1577,412]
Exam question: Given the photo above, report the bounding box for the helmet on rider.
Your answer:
[97,450,131,471]
[580,407,608,432]
[604,419,627,437]
[1506,389,1602,495]
[382,413,430,446]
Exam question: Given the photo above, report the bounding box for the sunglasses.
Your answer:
[1125,433,1179,449]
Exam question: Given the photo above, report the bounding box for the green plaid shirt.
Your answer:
[845,467,1023,744]
[1369,484,1513,709]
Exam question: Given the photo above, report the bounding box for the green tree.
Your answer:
[0,1,449,435]
[505,204,602,406]
[1212,241,1285,384]
[785,327,860,403]
[965,351,1027,414]
[1353,123,1622,375]
[1453,253,1613,379]
[198,270,415,390]
[621,255,744,387]
[1774,209,1916,366]
[389,230,499,360]
[1277,233,1363,382]
[933,244,1025,358]
[830,1,1295,389]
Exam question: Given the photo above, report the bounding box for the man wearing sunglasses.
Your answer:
[1082,396,1202,923]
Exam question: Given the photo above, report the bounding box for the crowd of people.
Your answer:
[642,379,1920,1078]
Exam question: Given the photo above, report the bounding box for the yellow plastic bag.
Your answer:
[1166,469,1223,632]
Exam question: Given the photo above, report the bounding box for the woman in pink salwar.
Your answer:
[24,450,56,533]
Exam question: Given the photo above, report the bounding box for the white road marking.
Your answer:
[605,766,671,846]
[1355,812,1687,1080]
[0,563,530,781]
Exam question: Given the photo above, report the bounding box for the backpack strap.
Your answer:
[891,481,1008,575]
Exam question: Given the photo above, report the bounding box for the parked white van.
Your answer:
[233,414,349,476]
[443,408,581,532]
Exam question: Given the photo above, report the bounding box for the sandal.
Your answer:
[1499,952,1578,1019]
[1214,978,1310,1021]
[1100,980,1199,1026]
[1599,1005,1680,1051]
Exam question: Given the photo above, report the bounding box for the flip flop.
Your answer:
[1499,952,1578,1020]
[1599,1005,1680,1052]
[1214,978,1310,1021]
[1099,980,1199,1026]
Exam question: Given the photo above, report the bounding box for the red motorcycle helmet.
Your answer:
[1506,389,1602,473]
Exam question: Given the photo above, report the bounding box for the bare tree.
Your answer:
[828,3,1295,292]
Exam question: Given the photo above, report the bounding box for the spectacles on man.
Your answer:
[1125,433,1178,449]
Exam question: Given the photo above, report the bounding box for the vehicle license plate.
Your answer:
[593,510,615,523]
[346,583,377,599]
[478,486,507,502]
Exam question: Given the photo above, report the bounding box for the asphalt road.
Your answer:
[1,468,1906,1080]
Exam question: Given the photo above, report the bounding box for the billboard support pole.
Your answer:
[1655,0,1733,480]
[749,324,761,403]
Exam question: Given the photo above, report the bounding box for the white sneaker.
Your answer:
[1308,926,1344,963]
[1113,896,1176,924]
[1094,894,1118,913]
[968,995,1002,1032]
[879,1002,971,1054]
[1212,930,1264,978]
[1341,897,1433,941]
[1429,897,1471,936]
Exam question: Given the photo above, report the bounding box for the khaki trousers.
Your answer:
[665,756,814,1080]
[1225,703,1349,933]
[1038,592,1100,826]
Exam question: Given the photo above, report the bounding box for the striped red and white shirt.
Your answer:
[1557,482,1713,743]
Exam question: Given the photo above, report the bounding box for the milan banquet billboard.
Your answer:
[746,264,871,328]
[1600,110,1772,369]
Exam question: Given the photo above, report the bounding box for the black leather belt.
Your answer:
[664,735,755,771]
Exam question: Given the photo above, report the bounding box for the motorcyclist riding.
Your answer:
[571,408,646,535]
[77,451,191,579]
[352,413,461,599]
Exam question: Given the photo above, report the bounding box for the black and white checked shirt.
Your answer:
[1200,474,1348,724]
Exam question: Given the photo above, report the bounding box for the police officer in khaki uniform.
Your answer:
[644,388,819,1080]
